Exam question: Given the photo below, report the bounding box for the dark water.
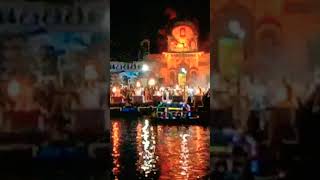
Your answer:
[111,116,210,180]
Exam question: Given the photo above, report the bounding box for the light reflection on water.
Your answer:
[111,117,210,180]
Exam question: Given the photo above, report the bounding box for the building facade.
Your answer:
[212,0,320,85]
[145,21,210,88]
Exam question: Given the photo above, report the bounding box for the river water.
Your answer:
[111,116,210,180]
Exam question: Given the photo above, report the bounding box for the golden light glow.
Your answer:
[136,120,158,178]
[180,132,190,177]
[112,121,121,178]
[157,126,210,179]
[136,81,141,88]
[148,78,156,86]
[172,25,195,40]
[168,107,182,111]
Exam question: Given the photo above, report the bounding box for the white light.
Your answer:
[148,78,156,86]
[175,84,180,90]
[8,80,21,97]
[142,64,150,72]
[136,81,141,88]
[188,88,194,94]
[181,68,187,74]
[112,86,117,93]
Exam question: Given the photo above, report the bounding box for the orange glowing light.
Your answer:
[177,43,184,49]
[172,25,195,40]
[169,24,198,52]
[112,121,121,177]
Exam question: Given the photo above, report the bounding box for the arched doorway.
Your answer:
[213,2,255,74]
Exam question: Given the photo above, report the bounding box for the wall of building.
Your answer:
[212,0,320,86]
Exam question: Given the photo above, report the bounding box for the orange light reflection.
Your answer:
[111,121,121,179]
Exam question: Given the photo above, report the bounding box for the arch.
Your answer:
[189,67,198,81]
[190,70,197,80]
[257,28,280,47]
[213,2,255,72]
[256,17,282,55]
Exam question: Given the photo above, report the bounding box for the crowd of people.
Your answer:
[111,82,209,106]
[211,73,320,179]
[0,75,107,138]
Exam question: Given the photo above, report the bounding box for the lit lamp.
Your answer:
[136,81,141,88]
[142,64,150,72]
[112,86,117,94]
[84,64,98,81]
[181,68,187,74]
[8,79,21,98]
[148,78,156,87]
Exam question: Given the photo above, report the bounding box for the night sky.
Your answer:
[111,0,210,61]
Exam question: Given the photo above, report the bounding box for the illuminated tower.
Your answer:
[146,21,210,87]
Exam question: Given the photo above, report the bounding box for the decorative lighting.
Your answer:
[156,91,162,96]
[136,81,141,88]
[188,88,194,94]
[138,119,157,177]
[142,64,150,72]
[148,78,156,86]
[112,121,121,178]
[180,133,190,177]
[181,68,187,74]
[112,86,117,93]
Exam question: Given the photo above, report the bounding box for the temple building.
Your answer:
[145,21,210,88]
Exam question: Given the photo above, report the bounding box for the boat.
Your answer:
[155,101,200,121]
[121,105,139,113]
